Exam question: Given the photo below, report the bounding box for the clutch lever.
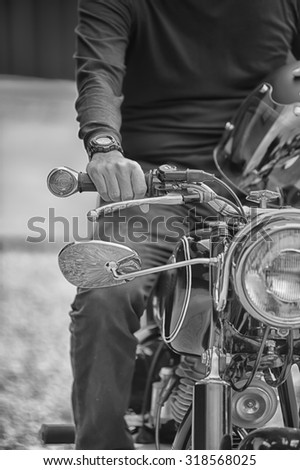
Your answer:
[87,182,245,222]
[86,181,228,221]
[87,193,185,222]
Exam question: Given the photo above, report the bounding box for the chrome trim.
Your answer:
[234,223,300,328]
[111,256,218,282]
[215,209,300,313]
[47,167,79,197]
[162,236,192,344]
[87,193,184,221]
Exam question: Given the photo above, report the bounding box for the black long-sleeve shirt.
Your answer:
[75,0,300,171]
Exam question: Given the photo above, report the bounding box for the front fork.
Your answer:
[192,223,232,449]
[192,347,232,450]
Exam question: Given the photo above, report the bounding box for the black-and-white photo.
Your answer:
[1,0,300,463]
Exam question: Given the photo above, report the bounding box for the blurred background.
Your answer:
[0,0,96,449]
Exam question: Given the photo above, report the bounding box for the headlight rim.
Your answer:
[234,223,300,328]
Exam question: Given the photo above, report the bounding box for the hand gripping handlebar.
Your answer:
[47,165,243,219]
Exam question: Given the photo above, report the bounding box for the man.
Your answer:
[71,0,300,449]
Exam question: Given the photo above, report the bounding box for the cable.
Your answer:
[229,326,270,392]
[206,176,247,218]
[265,330,294,387]
[184,183,245,218]
[214,195,244,217]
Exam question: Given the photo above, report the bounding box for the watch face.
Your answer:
[95,136,113,145]
[87,135,123,159]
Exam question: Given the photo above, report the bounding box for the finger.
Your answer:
[102,171,121,201]
[131,165,147,199]
[87,165,109,200]
[115,166,134,201]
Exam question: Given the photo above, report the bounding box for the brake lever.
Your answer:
[87,193,185,221]
[87,182,244,222]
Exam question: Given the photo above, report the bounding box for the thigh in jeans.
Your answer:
[94,203,194,271]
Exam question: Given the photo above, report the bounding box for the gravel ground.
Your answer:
[0,248,75,449]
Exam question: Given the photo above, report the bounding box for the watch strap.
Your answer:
[86,135,124,160]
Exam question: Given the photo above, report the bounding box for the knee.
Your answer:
[71,286,112,312]
[72,281,144,310]
[70,280,147,329]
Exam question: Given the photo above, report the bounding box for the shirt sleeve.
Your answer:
[74,0,134,146]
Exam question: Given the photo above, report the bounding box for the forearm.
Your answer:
[75,75,124,145]
[74,0,134,145]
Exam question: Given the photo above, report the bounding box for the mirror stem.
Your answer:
[109,257,219,281]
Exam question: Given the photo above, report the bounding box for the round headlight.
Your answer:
[265,249,300,303]
[234,222,300,328]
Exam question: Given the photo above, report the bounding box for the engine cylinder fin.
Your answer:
[170,356,206,424]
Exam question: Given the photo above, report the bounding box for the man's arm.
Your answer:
[75,0,131,144]
[75,0,146,201]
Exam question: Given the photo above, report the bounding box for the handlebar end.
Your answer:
[87,210,98,222]
[47,167,79,197]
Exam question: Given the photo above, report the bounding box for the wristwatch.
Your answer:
[86,135,124,160]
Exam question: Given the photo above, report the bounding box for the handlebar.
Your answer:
[47,167,96,197]
[47,165,218,197]
[78,172,96,192]
[47,165,247,219]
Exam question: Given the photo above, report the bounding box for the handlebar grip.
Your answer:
[78,171,151,193]
[78,172,97,192]
[47,167,152,197]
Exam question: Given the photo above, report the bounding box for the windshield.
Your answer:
[214,84,300,207]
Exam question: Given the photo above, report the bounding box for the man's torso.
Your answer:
[121,0,299,169]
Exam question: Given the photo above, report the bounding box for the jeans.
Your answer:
[69,202,213,449]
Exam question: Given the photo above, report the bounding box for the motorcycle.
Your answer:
[41,159,300,450]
